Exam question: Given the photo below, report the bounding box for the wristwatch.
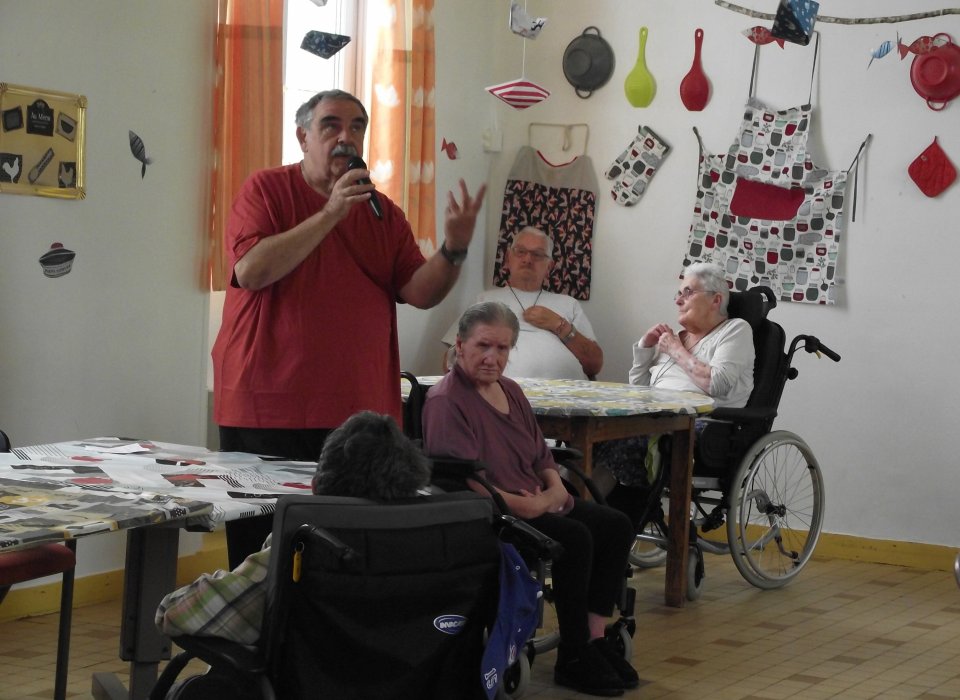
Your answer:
[562,326,577,344]
[439,241,468,266]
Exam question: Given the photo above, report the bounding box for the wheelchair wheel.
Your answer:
[629,521,668,569]
[605,619,634,660]
[499,652,531,699]
[686,548,704,601]
[726,431,824,589]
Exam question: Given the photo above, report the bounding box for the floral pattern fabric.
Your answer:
[682,99,848,305]
[494,146,597,300]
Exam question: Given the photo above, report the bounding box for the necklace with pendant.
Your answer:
[506,284,543,312]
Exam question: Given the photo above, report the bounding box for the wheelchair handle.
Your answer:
[800,335,841,362]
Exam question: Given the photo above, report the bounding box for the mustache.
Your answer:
[331,143,359,157]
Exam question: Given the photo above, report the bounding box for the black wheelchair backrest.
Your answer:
[727,286,788,415]
[263,492,501,699]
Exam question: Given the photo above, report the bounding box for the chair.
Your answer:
[628,286,841,597]
[0,428,77,700]
[150,491,554,700]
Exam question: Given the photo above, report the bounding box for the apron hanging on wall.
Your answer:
[681,34,866,305]
[494,134,598,300]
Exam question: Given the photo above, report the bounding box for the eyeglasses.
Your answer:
[510,246,550,262]
[674,288,713,301]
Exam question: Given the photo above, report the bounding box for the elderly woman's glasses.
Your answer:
[511,246,550,262]
[674,288,712,301]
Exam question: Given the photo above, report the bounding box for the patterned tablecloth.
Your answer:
[405,376,715,417]
[0,438,317,549]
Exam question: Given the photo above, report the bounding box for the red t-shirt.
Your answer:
[212,164,426,429]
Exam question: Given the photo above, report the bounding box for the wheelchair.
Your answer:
[623,285,840,598]
[427,454,637,698]
[149,491,559,700]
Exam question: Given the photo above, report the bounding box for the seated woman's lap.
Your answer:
[527,500,633,635]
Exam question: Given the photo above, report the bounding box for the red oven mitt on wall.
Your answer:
[908,137,956,197]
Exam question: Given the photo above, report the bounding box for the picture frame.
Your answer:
[0,82,86,199]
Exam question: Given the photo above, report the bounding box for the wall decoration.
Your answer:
[486,79,550,109]
[509,0,547,39]
[38,242,76,278]
[743,26,786,48]
[717,1,960,26]
[624,27,656,107]
[908,34,960,110]
[128,130,152,178]
[680,28,711,111]
[300,30,350,59]
[604,125,671,206]
[440,138,459,159]
[908,137,956,197]
[868,36,898,67]
[562,26,615,99]
[899,33,952,57]
[770,0,820,46]
[487,1,551,110]
[0,83,85,199]
[681,39,868,306]
[493,144,597,300]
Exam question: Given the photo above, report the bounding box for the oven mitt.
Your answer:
[605,125,671,206]
[908,136,956,197]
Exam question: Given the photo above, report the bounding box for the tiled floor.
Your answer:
[2,554,960,699]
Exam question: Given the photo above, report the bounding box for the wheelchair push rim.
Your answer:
[726,431,825,589]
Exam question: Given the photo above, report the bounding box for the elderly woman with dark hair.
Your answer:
[594,262,755,524]
[422,301,638,697]
[156,411,431,645]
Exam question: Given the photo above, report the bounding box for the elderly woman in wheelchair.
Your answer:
[422,301,638,698]
[593,261,755,526]
[597,262,840,597]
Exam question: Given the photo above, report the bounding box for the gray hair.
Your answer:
[683,262,730,316]
[295,89,369,129]
[457,301,520,347]
[513,227,554,259]
[313,411,430,500]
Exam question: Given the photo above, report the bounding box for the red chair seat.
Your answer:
[0,543,77,586]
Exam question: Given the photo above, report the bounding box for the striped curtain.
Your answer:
[367,0,437,254]
[208,0,283,291]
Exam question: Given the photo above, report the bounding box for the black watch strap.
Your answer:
[440,242,467,266]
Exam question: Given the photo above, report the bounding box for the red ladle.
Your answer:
[680,28,710,111]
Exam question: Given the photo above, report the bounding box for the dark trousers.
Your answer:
[527,499,634,648]
[219,426,331,569]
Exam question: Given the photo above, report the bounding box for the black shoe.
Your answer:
[554,642,625,697]
[592,637,640,689]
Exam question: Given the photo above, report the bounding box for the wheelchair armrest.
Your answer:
[496,514,564,561]
[169,635,266,674]
[706,406,778,424]
[550,445,583,465]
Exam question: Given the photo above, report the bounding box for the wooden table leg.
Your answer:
[664,420,694,607]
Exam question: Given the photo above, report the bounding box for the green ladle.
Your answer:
[624,26,656,107]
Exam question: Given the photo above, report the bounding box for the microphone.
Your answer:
[345,155,383,220]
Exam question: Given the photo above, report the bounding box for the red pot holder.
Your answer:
[908,137,956,198]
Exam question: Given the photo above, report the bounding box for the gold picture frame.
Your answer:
[0,82,86,199]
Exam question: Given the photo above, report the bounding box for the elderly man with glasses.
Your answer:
[441,226,603,379]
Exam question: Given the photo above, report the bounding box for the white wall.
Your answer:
[3,0,954,589]
[0,0,217,575]
[408,0,960,547]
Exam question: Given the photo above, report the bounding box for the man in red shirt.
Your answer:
[212,90,485,564]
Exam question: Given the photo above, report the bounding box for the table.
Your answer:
[0,437,318,700]
[405,376,714,608]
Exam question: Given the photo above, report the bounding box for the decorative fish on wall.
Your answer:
[867,35,898,68]
[441,138,459,160]
[128,130,152,178]
[743,26,785,48]
[898,33,952,58]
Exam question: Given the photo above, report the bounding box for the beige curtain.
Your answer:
[368,0,437,253]
[208,0,283,291]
